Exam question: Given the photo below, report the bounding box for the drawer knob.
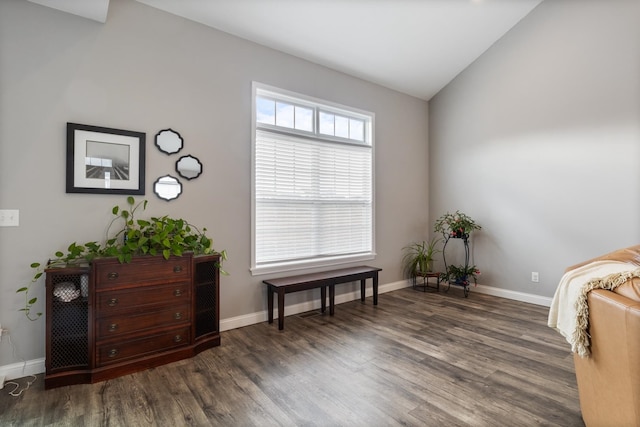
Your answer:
[174,289,182,297]
[108,298,119,307]
[108,349,119,358]
[109,323,118,332]
[174,335,182,343]
[107,272,119,280]
[173,265,183,273]
[174,312,183,320]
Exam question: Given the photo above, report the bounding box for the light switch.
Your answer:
[0,210,19,227]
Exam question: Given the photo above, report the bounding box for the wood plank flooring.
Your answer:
[0,287,584,426]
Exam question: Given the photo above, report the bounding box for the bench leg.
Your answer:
[277,289,285,330]
[329,285,335,315]
[373,273,379,305]
[360,279,366,302]
[267,286,274,324]
[321,286,327,313]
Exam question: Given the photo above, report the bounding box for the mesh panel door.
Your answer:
[48,270,89,371]
[194,257,219,338]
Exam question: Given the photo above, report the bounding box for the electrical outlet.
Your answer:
[531,272,539,283]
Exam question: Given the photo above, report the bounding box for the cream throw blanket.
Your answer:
[548,260,640,357]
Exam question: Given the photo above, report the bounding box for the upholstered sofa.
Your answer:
[564,247,640,426]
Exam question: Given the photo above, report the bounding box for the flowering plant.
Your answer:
[443,264,480,286]
[434,210,481,238]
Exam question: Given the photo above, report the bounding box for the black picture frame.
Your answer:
[66,123,146,195]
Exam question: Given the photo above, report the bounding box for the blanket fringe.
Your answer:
[572,268,640,357]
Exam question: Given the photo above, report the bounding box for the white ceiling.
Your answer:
[27,0,542,100]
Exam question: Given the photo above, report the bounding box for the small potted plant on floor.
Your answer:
[402,237,441,281]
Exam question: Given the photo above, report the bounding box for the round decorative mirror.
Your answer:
[155,129,183,155]
[153,175,182,201]
[176,155,203,180]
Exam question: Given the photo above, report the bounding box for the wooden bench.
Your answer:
[263,265,382,330]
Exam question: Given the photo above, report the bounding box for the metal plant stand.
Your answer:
[441,231,473,297]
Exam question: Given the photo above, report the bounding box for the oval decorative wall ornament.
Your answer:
[176,155,203,180]
[155,129,183,155]
[153,175,182,201]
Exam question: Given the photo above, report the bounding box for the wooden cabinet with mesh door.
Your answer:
[44,253,221,389]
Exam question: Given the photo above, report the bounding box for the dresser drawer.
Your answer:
[96,326,190,367]
[96,282,190,314]
[96,303,191,340]
[94,255,191,290]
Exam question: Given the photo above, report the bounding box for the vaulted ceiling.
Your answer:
[27,0,542,100]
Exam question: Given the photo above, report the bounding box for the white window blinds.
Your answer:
[252,84,374,273]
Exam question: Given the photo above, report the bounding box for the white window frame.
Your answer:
[251,82,376,275]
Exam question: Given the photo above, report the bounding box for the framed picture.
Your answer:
[66,123,146,195]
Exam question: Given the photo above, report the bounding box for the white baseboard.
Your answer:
[473,284,552,307]
[1,281,551,377]
[220,279,410,331]
[0,358,45,381]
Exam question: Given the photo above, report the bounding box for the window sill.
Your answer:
[250,253,376,276]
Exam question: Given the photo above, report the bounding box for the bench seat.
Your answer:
[263,266,382,330]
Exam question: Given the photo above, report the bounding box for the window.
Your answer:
[252,83,375,274]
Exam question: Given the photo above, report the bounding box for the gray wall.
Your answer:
[429,0,640,298]
[0,0,429,365]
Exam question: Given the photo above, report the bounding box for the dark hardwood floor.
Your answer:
[0,286,584,426]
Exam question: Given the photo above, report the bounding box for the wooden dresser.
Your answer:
[44,253,220,389]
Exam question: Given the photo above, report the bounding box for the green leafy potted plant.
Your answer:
[434,210,481,238]
[443,264,480,286]
[17,196,227,320]
[402,237,441,280]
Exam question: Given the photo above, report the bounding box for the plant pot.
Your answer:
[453,230,469,239]
[453,275,468,285]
